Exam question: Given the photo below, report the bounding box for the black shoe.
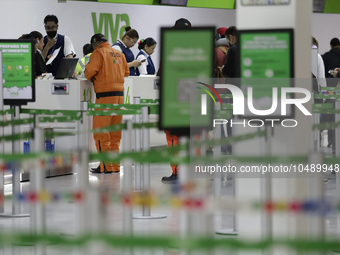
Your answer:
[103,170,120,174]
[161,173,178,184]
[90,165,102,174]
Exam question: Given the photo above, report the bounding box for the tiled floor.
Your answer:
[0,146,338,254]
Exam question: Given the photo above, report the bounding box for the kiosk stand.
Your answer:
[0,39,36,217]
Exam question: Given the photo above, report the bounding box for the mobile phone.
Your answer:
[329,70,335,75]
[141,59,146,63]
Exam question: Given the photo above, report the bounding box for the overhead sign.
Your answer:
[0,40,35,105]
[241,0,290,6]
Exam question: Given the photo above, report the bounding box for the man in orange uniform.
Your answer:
[85,34,129,173]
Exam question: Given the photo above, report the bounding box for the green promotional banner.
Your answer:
[0,41,34,101]
[240,32,292,79]
[238,29,294,118]
[160,27,214,131]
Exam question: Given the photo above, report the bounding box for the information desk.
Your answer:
[20,79,95,179]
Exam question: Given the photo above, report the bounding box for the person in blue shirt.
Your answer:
[112,26,142,76]
[136,37,157,76]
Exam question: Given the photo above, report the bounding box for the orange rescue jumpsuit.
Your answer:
[85,42,129,172]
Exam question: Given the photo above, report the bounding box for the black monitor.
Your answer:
[55,57,78,79]
[0,39,36,105]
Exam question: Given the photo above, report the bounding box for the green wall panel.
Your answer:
[186,0,235,9]
[323,0,340,13]
[98,0,154,4]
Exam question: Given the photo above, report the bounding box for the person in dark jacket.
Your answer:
[222,26,238,79]
[30,31,46,76]
[322,38,340,149]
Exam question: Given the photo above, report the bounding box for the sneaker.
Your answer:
[90,165,102,174]
[161,173,178,184]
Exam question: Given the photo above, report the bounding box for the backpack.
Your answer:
[216,46,228,78]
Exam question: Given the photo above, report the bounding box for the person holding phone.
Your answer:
[112,26,141,76]
[135,37,157,76]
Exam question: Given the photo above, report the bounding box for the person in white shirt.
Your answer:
[42,14,76,76]
[135,37,157,76]
[112,26,141,76]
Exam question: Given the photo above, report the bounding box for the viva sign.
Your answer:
[92,13,130,44]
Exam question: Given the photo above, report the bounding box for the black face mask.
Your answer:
[47,31,57,38]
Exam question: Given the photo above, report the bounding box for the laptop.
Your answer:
[55,57,79,79]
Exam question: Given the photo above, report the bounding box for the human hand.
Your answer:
[46,38,57,50]
[132,60,142,67]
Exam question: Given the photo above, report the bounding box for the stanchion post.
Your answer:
[335,101,340,203]
[215,104,237,236]
[0,51,4,213]
[308,152,325,240]
[12,105,24,215]
[133,97,142,191]
[77,101,89,150]
[123,120,133,236]
[142,106,150,216]
[213,104,221,197]
[133,107,166,220]
[261,125,272,248]
[313,112,320,150]
[30,124,45,255]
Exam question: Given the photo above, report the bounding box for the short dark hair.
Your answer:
[44,15,58,25]
[30,31,43,40]
[83,43,93,55]
[330,38,340,48]
[122,26,139,40]
[138,37,157,50]
[225,26,237,39]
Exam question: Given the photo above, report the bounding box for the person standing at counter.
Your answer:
[112,26,141,76]
[43,14,76,76]
[136,37,156,76]
[76,43,93,75]
[30,31,46,76]
[85,34,129,174]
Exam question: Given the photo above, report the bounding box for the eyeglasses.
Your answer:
[127,36,137,45]
[45,25,57,30]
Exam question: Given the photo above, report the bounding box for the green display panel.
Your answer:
[237,29,294,119]
[0,40,35,105]
[159,27,214,134]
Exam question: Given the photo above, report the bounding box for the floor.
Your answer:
[0,133,337,255]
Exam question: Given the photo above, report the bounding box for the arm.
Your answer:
[41,38,56,59]
[84,51,103,81]
[317,54,327,87]
[222,46,236,78]
[63,36,76,58]
[122,54,130,77]
[136,55,147,75]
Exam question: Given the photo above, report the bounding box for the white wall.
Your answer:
[0,0,235,70]
[312,13,340,55]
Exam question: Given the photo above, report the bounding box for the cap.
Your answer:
[173,18,191,28]
[90,33,107,44]
[217,27,227,37]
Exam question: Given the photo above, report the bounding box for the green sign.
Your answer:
[92,13,130,44]
[0,40,35,104]
[159,27,214,132]
[239,29,293,98]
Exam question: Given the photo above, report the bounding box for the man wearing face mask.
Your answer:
[43,14,76,76]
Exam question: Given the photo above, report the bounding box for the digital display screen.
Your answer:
[0,40,35,105]
[159,27,215,133]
